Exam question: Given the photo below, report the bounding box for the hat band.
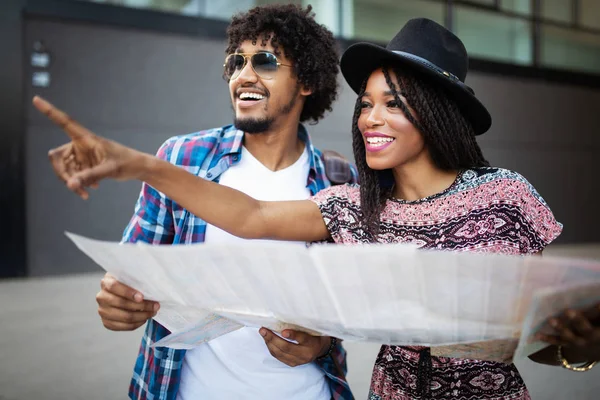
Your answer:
[391,51,475,95]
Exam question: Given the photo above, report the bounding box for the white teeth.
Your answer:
[239,92,265,100]
[366,137,394,146]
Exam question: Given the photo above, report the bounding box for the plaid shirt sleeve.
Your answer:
[122,139,185,400]
[122,140,176,245]
[315,341,352,399]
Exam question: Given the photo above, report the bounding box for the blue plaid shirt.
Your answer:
[123,124,357,400]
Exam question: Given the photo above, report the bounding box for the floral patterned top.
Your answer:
[311,167,563,400]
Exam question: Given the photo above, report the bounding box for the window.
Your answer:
[463,0,496,6]
[70,0,600,76]
[79,0,204,16]
[500,0,531,16]
[542,26,600,74]
[455,6,531,65]
[580,0,600,30]
[202,0,256,21]
[541,0,573,24]
[351,0,444,43]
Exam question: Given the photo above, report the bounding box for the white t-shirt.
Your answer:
[177,146,330,400]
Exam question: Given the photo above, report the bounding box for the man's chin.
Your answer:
[234,117,273,134]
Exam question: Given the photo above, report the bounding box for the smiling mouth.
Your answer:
[365,136,395,147]
[238,92,266,102]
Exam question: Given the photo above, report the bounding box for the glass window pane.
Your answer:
[351,0,444,43]
[257,0,301,3]
[463,0,496,5]
[300,0,344,38]
[204,0,259,21]
[76,0,203,16]
[74,0,344,36]
[501,0,531,16]
[206,0,341,36]
[580,0,600,30]
[542,0,572,24]
[542,25,600,74]
[74,0,309,21]
[455,6,532,65]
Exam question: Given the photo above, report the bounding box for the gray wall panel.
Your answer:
[25,20,231,130]
[482,146,595,242]
[472,72,600,147]
[27,125,160,276]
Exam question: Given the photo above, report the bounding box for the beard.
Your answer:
[233,86,300,134]
[234,116,274,133]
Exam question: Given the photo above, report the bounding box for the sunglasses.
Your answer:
[223,51,292,81]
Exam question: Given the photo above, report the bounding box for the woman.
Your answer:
[38,18,599,400]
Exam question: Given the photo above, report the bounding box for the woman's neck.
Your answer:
[391,159,459,202]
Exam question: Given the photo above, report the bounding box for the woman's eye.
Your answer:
[360,102,372,109]
[387,101,399,108]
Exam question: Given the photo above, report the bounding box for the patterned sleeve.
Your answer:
[310,184,357,244]
[121,140,176,245]
[511,174,563,254]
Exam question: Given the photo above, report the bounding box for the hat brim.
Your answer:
[341,42,491,135]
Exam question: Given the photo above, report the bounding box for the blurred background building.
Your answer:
[1,0,599,399]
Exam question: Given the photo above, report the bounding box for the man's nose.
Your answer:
[236,57,259,83]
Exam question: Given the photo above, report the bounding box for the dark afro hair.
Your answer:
[225,4,339,123]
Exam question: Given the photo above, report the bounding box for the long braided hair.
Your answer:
[352,67,490,235]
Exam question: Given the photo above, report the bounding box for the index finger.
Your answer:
[101,274,145,303]
[32,96,91,141]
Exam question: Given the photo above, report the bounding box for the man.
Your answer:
[92,4,356,400]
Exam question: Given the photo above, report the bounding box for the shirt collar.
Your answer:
[217,123,322,179]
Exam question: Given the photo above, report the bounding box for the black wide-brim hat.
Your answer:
[341,18,491,135]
